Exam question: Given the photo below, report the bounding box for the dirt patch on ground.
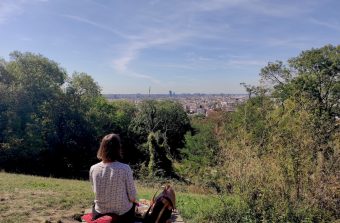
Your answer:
[0,189,84,223]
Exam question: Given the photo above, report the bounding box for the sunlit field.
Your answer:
[0,172,229,223]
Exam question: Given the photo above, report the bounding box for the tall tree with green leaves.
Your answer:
[130,100,191,159]
[179,114,222,186]
[147,132,173,178]
[260,45,340,119]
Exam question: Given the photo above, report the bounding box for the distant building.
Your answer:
[196,108,206,116]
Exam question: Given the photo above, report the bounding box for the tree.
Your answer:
[0,52,70,174]
[147,132,173,178]
[0,52,105,177]
[87,98,138,163]
[67,72,101,100]
[260,45,340,119]
[260,45,340,181]
[179,115,221,186]
[4,51,66,137]
[130,100,191,159]
[7,51,66,104]
[2,51,66,147]
[0,60,13,145]
[289,45,340,118]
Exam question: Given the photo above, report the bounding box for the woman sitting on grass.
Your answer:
[90,133,137,223]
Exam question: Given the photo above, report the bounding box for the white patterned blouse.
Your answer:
[90,161,137,215]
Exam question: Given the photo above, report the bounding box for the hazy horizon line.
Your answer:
[102,92,247,95]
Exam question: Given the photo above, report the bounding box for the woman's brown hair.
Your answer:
[97,133,122,162]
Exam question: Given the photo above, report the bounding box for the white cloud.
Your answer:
[146,62,196,70]
[19,36,32,41]
[63,15,137,40]
[63,12,194,79]
[112,50,136,72]
[0,0,47,24]
[63,0,320,85]
[191,0,244,12]
[116,70,160,84]
[264,37,313,50]
[190,0,312,17]
[309,18,340,31]
[109,0,313,75]
[0,1,23,23]
[112,28,192,72]
[228,58,266,66]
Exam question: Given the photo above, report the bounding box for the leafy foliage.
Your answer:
[130,100,191,159]
[147,132,173,177]
[209,45,340,222]
[0,52,191,178]
[175,45,339,222]
[178,114,221,186]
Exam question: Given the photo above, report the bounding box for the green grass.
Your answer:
[0,172,93,222]
[0,172,231,223]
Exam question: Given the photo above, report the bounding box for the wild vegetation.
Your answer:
[0,45,339,222]
[0,52,190,178]
[177,45,340,222]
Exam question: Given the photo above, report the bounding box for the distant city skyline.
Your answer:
[0,0,339,94]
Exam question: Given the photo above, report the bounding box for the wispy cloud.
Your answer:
[190,0,242,12]
[19,36,32,41]
[63,12,194,81]
[62,15,136,40]
[112,48,137,72]
[0,1,23,23]
[264,37,313,49]
[309,18,340,31]
[112,28,192,72]
[116,70,160,84]
[185,55,267,70]
[146,62,197,70]
[54,1,324,87]
[227,58,266,66]
[190,0,311,17]
[0,0,47,24]
[109,0,314,76]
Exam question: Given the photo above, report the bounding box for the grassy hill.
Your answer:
[0,172,229,223]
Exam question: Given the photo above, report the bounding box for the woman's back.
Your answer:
[90,161,136,215]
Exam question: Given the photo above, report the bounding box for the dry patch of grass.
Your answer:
[0,172,93,223]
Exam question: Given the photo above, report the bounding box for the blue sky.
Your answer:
[0,0,339,94]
